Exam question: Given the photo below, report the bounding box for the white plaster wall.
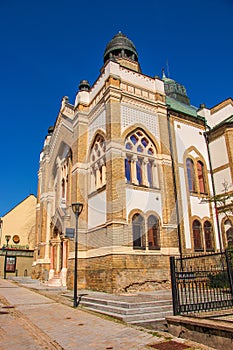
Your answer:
[174,121,208,165]
[179,168,191,248]
[88,191,106,229]
[213,168,233,194]
[190,197,210,218]
[209,136,229,169]
[120,66,164,93]
[126,188,162,220]
[207,104,233,128]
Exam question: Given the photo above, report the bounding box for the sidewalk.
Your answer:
[0,278,214,350]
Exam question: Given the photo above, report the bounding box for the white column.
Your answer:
[131,155,138,184]
[90,167,95,192]
[61,240,67,286]
[45,201,51,261]
[142,157,149,187]
[153,162,159,188]
[95,163,101,189]
[56,243,61,272]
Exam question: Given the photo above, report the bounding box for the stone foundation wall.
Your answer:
[31,262,50,281]
[167,315,233,350]
[67,254,171,293]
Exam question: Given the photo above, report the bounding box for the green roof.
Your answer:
[166,96,199,118]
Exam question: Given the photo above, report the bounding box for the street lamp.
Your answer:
[4,235,11,279]
[72,202,83,307]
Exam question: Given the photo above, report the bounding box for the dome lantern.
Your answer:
[103,32,138,64]
[79,80,90,92]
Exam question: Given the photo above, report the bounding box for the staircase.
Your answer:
[79,290,173,325]
[46,276,62,287]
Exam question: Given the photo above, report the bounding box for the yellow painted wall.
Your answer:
[0,194,36,249]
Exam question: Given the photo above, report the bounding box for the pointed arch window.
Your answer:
[186,158,196,192]
[90,135,106,192]
[132,213,146,249]
[197,161,206,194]
[125,129,159,188]
[186,157,208,195]
[193,219,203,251]
[60,149,72,208]
[204,220,214,251]
[226,227,233,247]
[147,215,160,250]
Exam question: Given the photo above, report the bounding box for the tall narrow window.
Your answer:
[193,219,203,251]
[61,178,65,198]
[147,161,153,187]
[136,159,143,185]
[132,214,145,249]
[186,158,196,192]
[147,215,160,249]
[125,157,131,183]
[204,221,213,251]
[197,161,206,193]
[59,150,72,209]
[226,227,233,247]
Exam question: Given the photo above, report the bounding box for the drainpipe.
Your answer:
[167,109,183,259]
[204,131,223,253]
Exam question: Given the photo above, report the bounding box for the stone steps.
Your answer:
[46,277,62,287]
[80,293,173,325]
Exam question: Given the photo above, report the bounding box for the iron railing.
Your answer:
[170,250,233,315]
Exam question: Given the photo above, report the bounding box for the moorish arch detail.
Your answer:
[89,133,106,192]
[124,128,159,188]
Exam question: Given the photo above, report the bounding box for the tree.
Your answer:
[201,180,233,248]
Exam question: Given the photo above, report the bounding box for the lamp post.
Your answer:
[71,202,83,307]
[4,235,11,279]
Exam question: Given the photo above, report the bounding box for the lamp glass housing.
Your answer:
[72,202,83,215]
[5,235,11,244]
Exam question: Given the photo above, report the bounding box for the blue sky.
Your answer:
[0,0,232,216]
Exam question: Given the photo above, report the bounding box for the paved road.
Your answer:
[0,279,213,350]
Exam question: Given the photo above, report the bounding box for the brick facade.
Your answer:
[32,33,233,293]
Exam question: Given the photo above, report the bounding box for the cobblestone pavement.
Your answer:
[0,278,214,350]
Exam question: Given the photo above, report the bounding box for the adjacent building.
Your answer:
[32,33,233,293]
[0,194,36,277]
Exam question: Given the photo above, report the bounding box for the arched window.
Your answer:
[132,213,145,249]
[197,161,206,194]
[204,221,213,251]
[223,219,233,248]
[186,157,208,195]
[90,135,106,192]
[226,227,233,247]
[61,178,65,198]
[60,149,72,208]
[147,215,160,250]
[193,219,203,251]
[125,129,158,188]
[186,158,196,192]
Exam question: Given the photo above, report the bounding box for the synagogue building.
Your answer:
[32,33,233,292]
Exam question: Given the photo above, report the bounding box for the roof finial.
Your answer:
[166,60,170,78]
[162,67,166,79]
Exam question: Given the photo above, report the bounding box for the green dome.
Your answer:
[104,32,138,63]
[162,69,190,105]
